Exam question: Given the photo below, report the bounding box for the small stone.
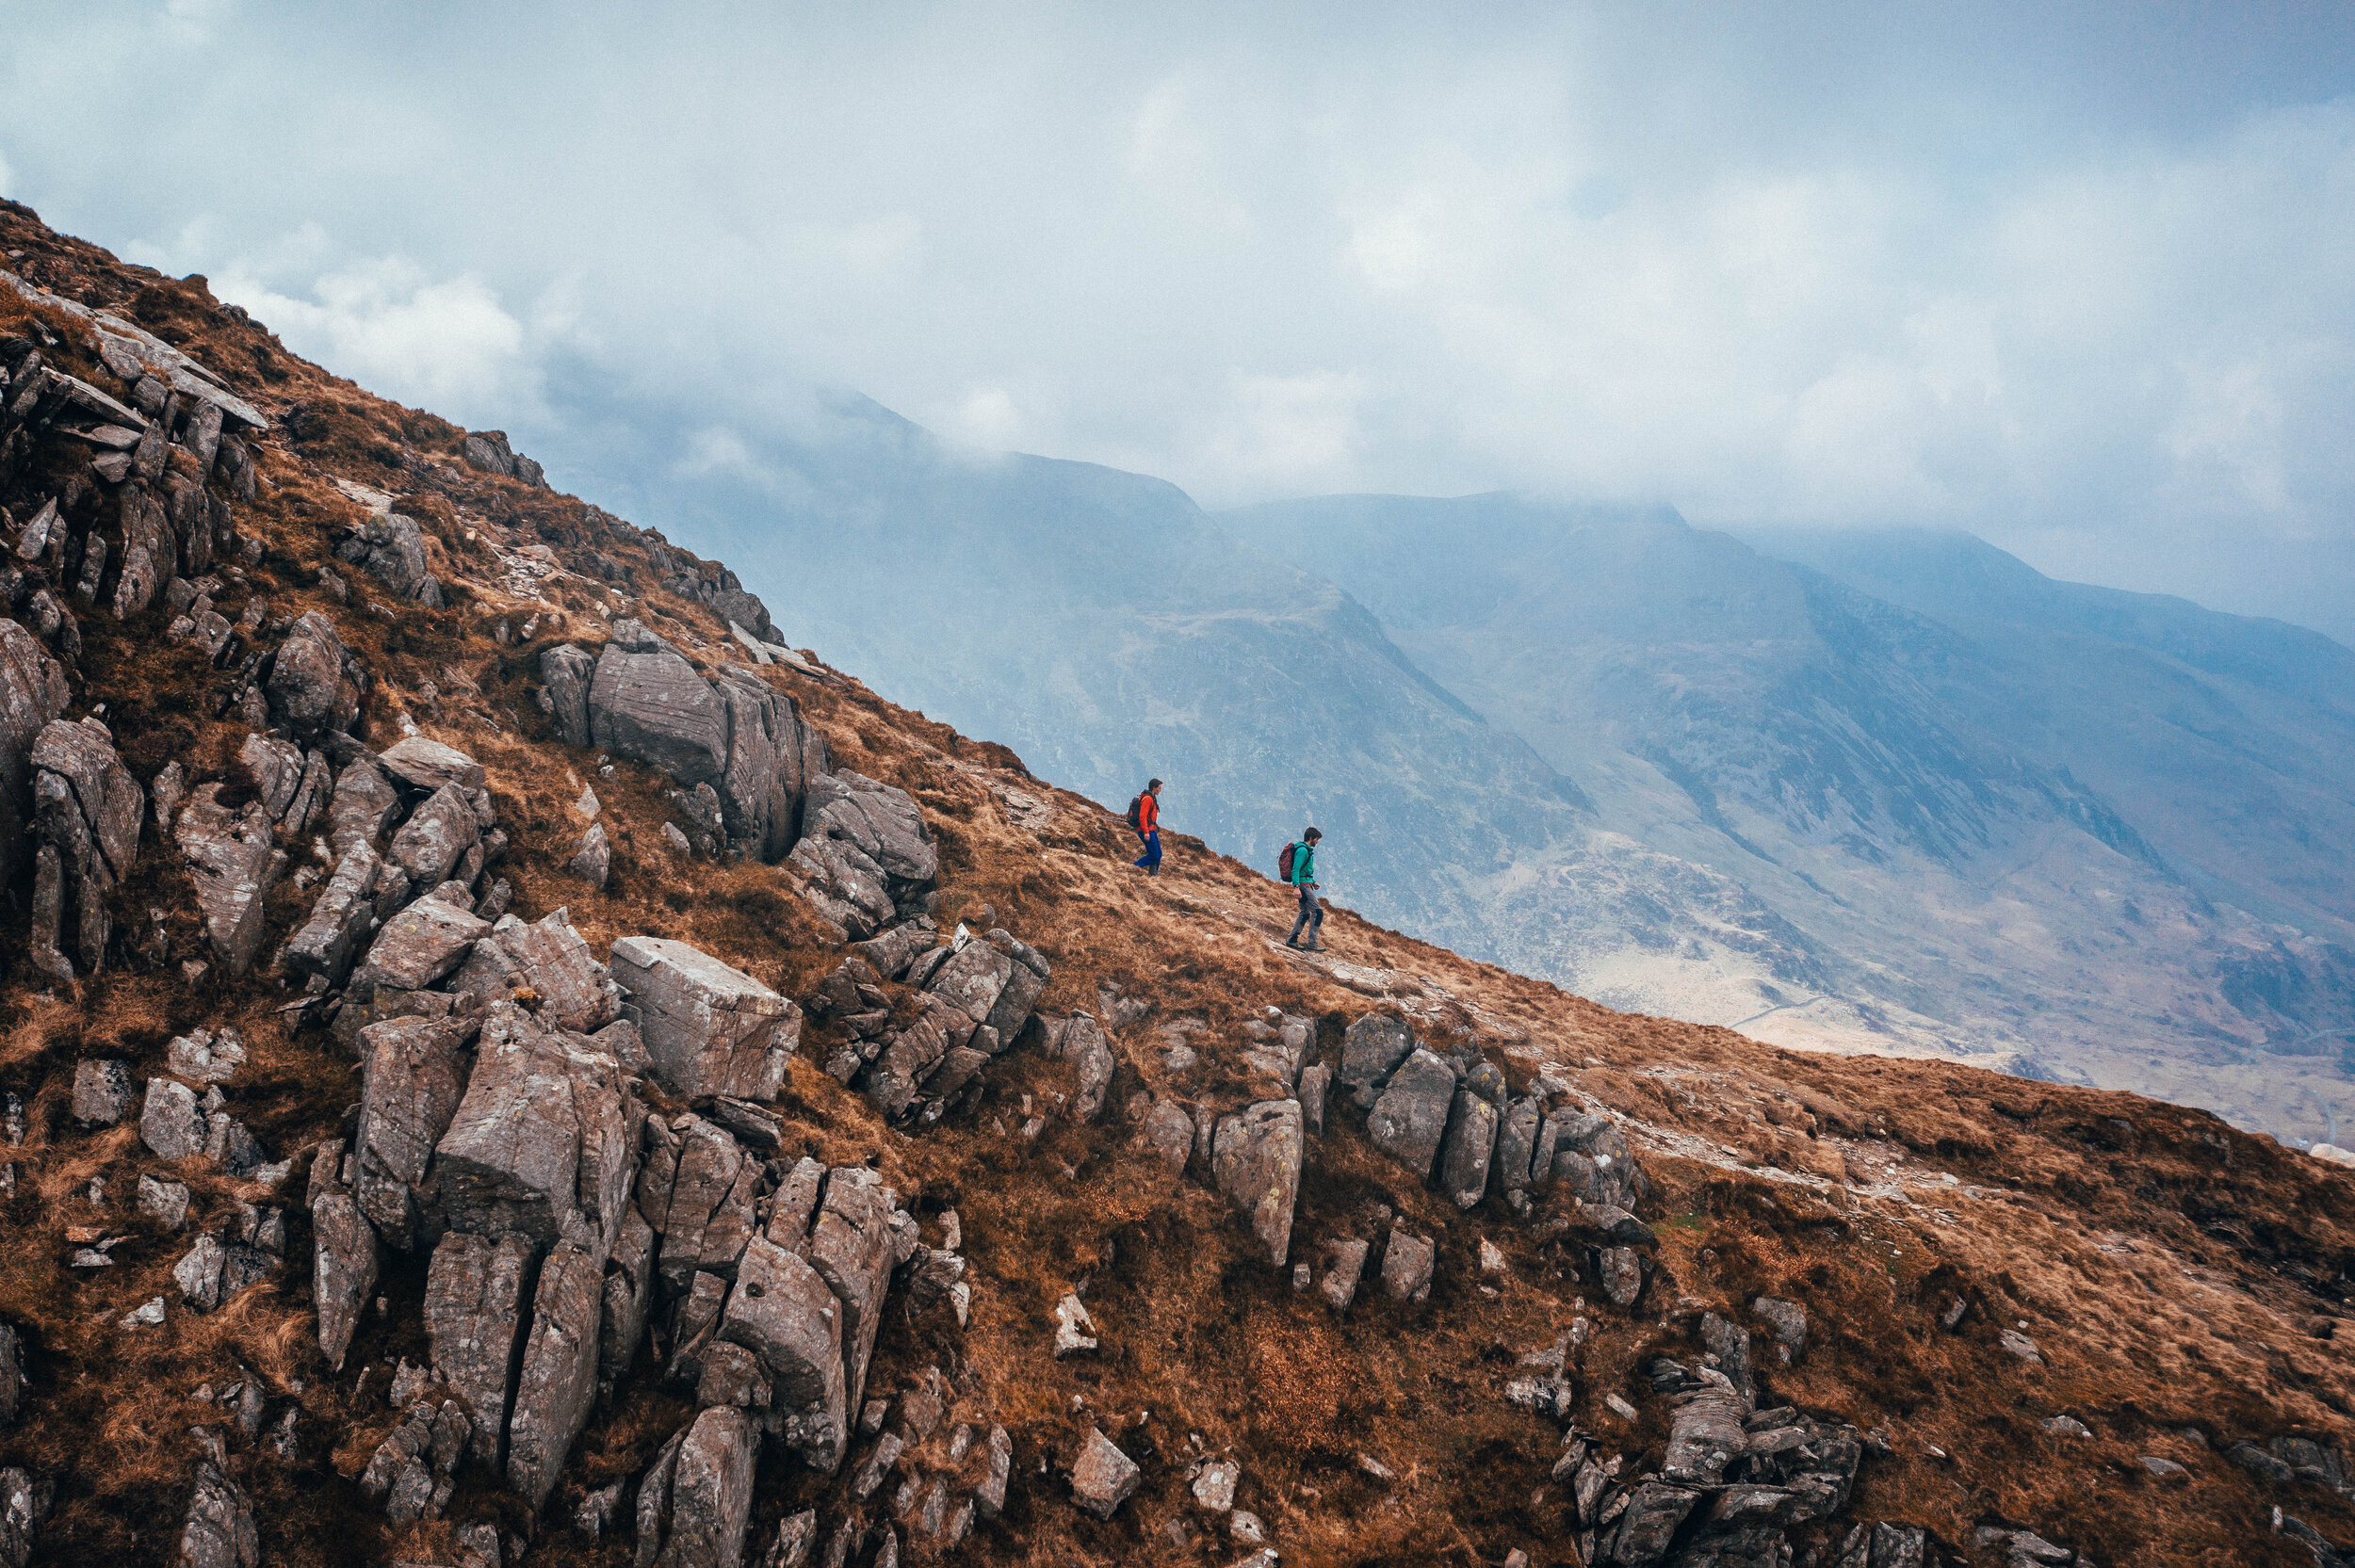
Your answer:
[1606,1393,1639,1421]
[1380,1226,1435,1302]
[1999,1328,2044,1364]
[1356,1452,1396,1483]
[71,1059,137,1125]
[122,1297,166,1328]
[1193,1458,1240,1512]
[1229,1510,1265,1544]
[1052,1292,1097,1358]
[138,1173,191,1229]
[1068,1427,1140,1519]
[1479,1237,1507,1273]
[2043,1414,2091,1438]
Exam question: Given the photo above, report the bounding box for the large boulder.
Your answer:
[787,834,893,940]
[308,1147,378,1372]
[266,610,363,737]
[650,1408,757,1568]
[451,908,621,1031]
[799,770,935,906]
[282,840,382,986]
[1068,1428,1140,1520]
[609,937,801,1102]
[0,619,71,892]
[176,1457,259,1568]
[376,736,486,795]
[30,719,143,976]
[506,1238,605,1508]
[539,643,595,748]
[424,1229,535,1466]
[386,784,480,887]
[349,894,488,995]
[718,1236,847,1469]
[173,785,279,976]
[711,668,824,862]
[1340,1013,1417,1107]
[326,758,399,852]
[432,1004,636,1255]
[589,625,728,786]
[337,511,444,606]
[647,1117,756,1293]
[1211,1099,1304,1267]
[1367,1049,1458,1180]
[1437,1089,1501,1210]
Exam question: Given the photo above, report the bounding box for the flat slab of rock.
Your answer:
[351,894,487,994]
[806,1167,897,1421]
[589,638,728,785]
[610,936,800,1101]
[376,736,486,794]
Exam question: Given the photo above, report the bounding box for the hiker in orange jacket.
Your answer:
[1129,779,1163,875]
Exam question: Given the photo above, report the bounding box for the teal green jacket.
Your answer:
[1291,841,1318,886]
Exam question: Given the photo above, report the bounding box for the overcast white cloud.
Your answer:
[4,2,2352,638]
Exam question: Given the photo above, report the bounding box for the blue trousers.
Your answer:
[1134,830,1161,871]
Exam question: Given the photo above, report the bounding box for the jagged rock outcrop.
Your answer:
[799,769,935,908]
[453,906,621,1030]
[264,609,364,737]
[352,1012,480,1248]
[305,1140,377,1370]
[0,619,69,894]
[1368,1048,1459,1179]
[507,1239,606,1508]
[28,717,141,978]
[175,1452,258,1568]
[173,784,279,976]
[424,1228,536,1467]
[432,1003,635,1253]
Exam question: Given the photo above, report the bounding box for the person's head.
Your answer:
[1304,827,1322,844]
[1147,779,1162,795]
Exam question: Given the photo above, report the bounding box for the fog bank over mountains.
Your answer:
[527,381,2355,1146]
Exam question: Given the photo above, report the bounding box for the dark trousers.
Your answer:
[1287,883,1323,946]
[1133,830,1161,872]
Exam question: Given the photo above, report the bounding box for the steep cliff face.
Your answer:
[0,201,2347,1568]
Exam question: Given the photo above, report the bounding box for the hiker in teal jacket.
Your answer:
[1284,827,1324,950]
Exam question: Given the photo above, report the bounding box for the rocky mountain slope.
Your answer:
[0,200,2347,1568]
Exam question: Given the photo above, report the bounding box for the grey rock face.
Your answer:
[1612,1481,1700,1565]
[167,1029,245,1086]
[659,1407,758,1568]
[1340,1013,1417,1107]
[1665,1383,1747,1484]
[590,639,729,786]
[141,1077,208,1161]
[1700,1311,1753,1401]
[508,1238,605,1508]
[284,839,381,985]
[311,1188,378,1371]
[0,1465,42,1568]
[719,1236,847,1470]
[712,669,823,862]
[71,1059,136,1124]
[1062,1011,1117,1123]
[340,511,443,604]
[807,1167,896,1420]
[1211,1099,1305,1267]
[30,718,143,975]
[599,1207,658,1402]
[425,1228,538,1466]
[1438,1089,1500,1209]
[0,619,69,895]
[351,893,488,994]
[566,822,611,888]
[1599,1245,1644,1307]
[378,736,488,795]
[1144,1099,1194,1173]
[1753,1296,1807,1366]
[610,936,801,1102]
[1381,1226,1435,1302]
[788,833,894,940]
[800,771,935,905]
[1068,1427,1140,1520]
[979,1424,1013,1517]
[1298,1061,1330,1135]
[139,1172,191,1228]
[649,1117,754,1293]
[175,1459,259,1568]
[1367,1048,1458,1179]
[328,759,400,852]
[1496,1096,1540,1196]
[171,789,279,975]
[267,610,363,738]
[452,907,621,1032]
[540,643,596,748]
[388,784,481,888]
[434,1004,634,1254]
[353,1013,479,1248]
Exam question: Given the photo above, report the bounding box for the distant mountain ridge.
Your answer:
[529,385,2355,1142]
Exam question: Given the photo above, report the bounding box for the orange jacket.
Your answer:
[1137,792,1159,833]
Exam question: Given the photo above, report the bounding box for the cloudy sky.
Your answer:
[6,2,2353,640]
